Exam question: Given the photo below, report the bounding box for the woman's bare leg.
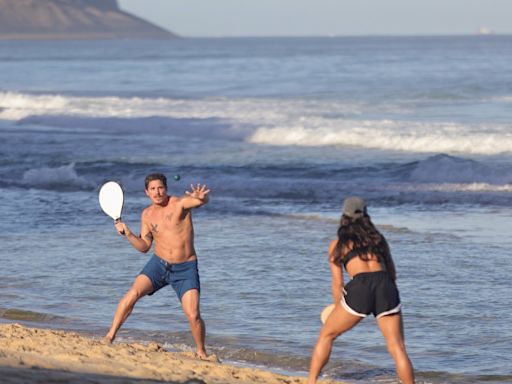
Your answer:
[307,305,362,384]
[377,313,415,384]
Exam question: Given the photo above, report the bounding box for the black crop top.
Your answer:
[342,246,386,270]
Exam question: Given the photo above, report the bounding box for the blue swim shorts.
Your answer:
[140,255,200,301]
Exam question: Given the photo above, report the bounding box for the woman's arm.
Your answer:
[382,240,397,281]
[328,240,344,305]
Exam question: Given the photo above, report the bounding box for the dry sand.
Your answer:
[0,323,343,384]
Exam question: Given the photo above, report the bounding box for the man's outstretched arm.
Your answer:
[180,183,210,209]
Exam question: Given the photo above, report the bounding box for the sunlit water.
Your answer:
[1,37,512,383]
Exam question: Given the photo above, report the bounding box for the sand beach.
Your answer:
[2,37,512,383]
[0,323,343,384]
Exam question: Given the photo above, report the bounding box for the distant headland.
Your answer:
[0,0,177,40]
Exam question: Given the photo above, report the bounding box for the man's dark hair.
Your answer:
[144,173,167,190]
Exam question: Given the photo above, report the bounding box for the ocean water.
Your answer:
[1,36,512,383]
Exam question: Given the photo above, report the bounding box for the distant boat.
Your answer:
[477,27,496,35]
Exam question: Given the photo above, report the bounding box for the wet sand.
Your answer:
[0,323,342,384]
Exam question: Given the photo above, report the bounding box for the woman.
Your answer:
[308,196,414,384]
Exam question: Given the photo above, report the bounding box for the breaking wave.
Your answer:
[2,92,512,155]
[22,163,95,191]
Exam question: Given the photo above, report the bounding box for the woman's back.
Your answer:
[329,239,386,278]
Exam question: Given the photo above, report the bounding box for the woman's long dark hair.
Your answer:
[332,213,391,266]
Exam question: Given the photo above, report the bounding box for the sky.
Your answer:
[118,0,512,37]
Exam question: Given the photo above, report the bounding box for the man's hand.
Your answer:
[185,183,210,201]
[114,219,130,236]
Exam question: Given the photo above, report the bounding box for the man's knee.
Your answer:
[184,308,201,323]
[124,287,144,305]
[181,289,201,320]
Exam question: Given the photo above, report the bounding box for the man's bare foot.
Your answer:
[197,352,221,363]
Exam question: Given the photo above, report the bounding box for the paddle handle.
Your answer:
[114,218,125,235]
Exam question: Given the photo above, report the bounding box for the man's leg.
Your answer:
[105,274,153,343]
[377,313,415,384]
[181,289,207,359]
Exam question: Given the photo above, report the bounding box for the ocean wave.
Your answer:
[2,91,512,155]
[493,95,512,103]
[406,154,512,184]
[21,163,95,191]
[0,91,290,125]
[394,183,512,193]
[4,153,512,208]
[248,121,512,155]
[0,92,70,120]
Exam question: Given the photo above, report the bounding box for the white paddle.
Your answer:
[99,181,124,222]
[320,304,335,324]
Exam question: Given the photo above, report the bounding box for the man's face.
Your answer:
[145,179,167,204]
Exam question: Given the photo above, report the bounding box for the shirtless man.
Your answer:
[105,173,210,359]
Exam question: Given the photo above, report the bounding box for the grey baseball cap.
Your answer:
[342,196,367,219]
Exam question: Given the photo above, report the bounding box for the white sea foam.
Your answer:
[389,182,512,193]
[434,183,512,192]
[494,95,512,103]
[0,91,292,123]
[22,163,93,190]
[248,120,512,155]
[0,92,69,120]
[1,91,512,155]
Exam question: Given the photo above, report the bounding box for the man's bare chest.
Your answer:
[148,210,189,237]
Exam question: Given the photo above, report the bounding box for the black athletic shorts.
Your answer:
[342,271,401,318]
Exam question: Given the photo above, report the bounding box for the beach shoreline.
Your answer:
[0,323,342,384]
